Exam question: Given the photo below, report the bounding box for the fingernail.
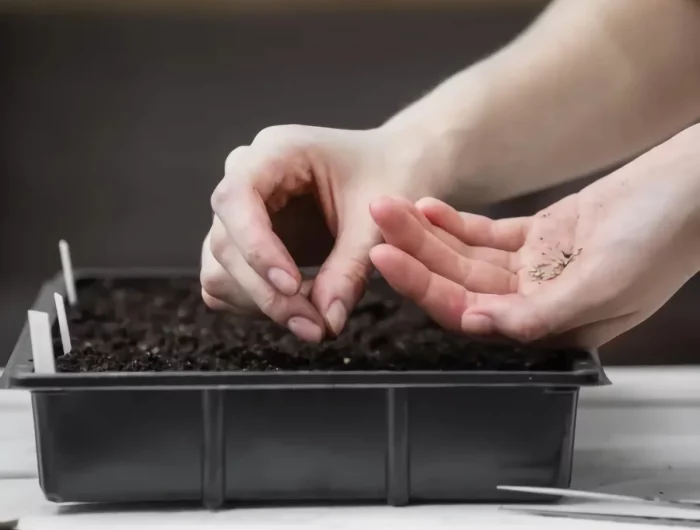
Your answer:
[287,317,323,343]
[326,300,347,336]
[267,267,299,296]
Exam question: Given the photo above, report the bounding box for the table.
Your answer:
[3,366,700,528]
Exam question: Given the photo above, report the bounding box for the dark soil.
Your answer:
[52,278,587,373]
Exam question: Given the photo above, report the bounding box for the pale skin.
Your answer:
[202,0,700,343]
[370,125,700,348]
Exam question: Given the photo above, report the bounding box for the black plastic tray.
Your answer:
[2,269,609,509]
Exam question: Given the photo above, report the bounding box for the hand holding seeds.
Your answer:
[370,126,700,348]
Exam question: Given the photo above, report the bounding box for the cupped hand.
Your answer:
[200,125,442,341]
[369,128,700,348]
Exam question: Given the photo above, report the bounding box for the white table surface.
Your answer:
[3,366,700,529]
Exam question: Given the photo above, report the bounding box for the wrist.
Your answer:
[378,65,494,205]
[675,129,700,274]
[643,125,700,274]
[376,121,459,203]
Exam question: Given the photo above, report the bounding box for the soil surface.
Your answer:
[52,278,587,372]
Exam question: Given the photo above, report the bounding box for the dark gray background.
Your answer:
[1,4,697,365]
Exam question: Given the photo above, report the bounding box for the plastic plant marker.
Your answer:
[54,293,72,354]
[504,507,700,527]
[59,239,77,305]
[28,310,55,374]
[498,485,647,503]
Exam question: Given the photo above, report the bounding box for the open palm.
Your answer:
[368,161,699,348]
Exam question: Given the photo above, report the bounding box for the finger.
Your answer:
[370,242,522,339]
[370,196,516,294]
[469,266,612,344]
[389,196,516,270]
[387,195,433,229]
[430,224,519,271]
[311,208,377,336]
[465,295,552,344]
[209,217,325,342]
[211,146,302,297]
[370,244,481,332]
[201,288,236,312]
[417,197,530,251]
[200,229,258,313]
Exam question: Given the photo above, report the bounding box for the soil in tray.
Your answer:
[52,278,586,373]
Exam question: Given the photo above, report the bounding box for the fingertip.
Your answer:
[369,244,398,270]
[201,289,234,312]
[369,243,388,258]
[369,195,396,223]
[415,197,447,215]
[371,198,424,248]
[415,198,449,228]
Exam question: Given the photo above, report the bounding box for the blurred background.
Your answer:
[1,0,697,365]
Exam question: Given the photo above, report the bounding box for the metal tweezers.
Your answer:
[508,508,700,527]
[498,485,700,527]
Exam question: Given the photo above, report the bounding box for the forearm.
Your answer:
[384,0,700,204]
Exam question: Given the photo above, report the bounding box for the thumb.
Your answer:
[479,272,599,344]
[311,212,379,336]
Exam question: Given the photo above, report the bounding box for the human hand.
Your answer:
[369,127,700,348]
[200,125,446,342]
